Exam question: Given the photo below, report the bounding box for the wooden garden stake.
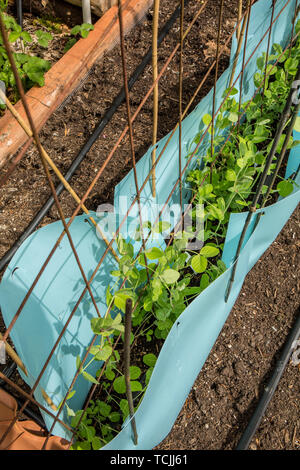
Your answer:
[0,332,57,411]
[0,331,27,376]
[210,0,224,184]
[237,0,243,42]
[178,0,184,210]
[151,0,160,198]
[124,298,138,445]
[228,0,250,90]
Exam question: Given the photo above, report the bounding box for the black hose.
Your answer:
[0,360,16,384]
[16,0,23,29]
[236,308,300,450]
[0,1,185,272]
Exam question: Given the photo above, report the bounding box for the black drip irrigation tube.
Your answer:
[0,1,185,272]
[236,307,300,450]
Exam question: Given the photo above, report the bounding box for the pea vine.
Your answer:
[63,31,300,450]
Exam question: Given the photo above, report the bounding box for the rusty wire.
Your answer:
[1,0,289,406]
[262,0,276,103]
[0,0,212,446]
[238,0,253,126]
[1,0,210,350]
[210,0,225,183]
[178,0,185,211]
[60,0,296,447]
[0,0,290,414]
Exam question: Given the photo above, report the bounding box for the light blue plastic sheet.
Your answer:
[0,0,299,449]
[0,214,165,438]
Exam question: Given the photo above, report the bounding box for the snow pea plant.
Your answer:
[187,37,300,246]
[71,34,300,450]
[70,224,223,449]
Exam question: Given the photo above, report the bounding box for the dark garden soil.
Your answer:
[156,206,300,451]
[0,0,299,450]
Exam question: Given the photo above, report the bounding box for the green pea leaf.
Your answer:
[145,367,153,385]
[21,31,32,43]
[35,30,52,48]
[236,199,249,206]
[104,368,115,381]
[155,307,170,321]
[76,440,91,450]
[143,296,153,312]
[225,169,237,181]
[200,273,210,290]
[190,254,207,273]
[8,31,21,42]
[119,399,129,418]
[209,205,224,220]
[143,353,157,367]
[82,371,98,385]
[113,376,126,394]
[145,247,164,259]
[130,366,141,380]
[130,381,143,392]
[98,401,111,417]
[109,412,120,423]
[161,269,180,284]
[277,180,294,197]
[228,112,238,122]
[92,437,102,450]
[200,245,220,258]
[202,113,212,126]
[257,56,265,71]
[153,221,171,233]
[95,344,112,361]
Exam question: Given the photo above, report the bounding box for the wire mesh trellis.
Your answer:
[0,0,299,450]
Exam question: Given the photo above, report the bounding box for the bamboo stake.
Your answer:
[0,332,27,376]
[0,332,57,411]
[178,0,184,210]
[0,91,119,262]
[228,1,250,90]
[237,0,243,42]
[151,0,160,198]
[0,11,106,421]
[124,298,138,445]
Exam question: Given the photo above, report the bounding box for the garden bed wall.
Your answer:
[0,0,153,167]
